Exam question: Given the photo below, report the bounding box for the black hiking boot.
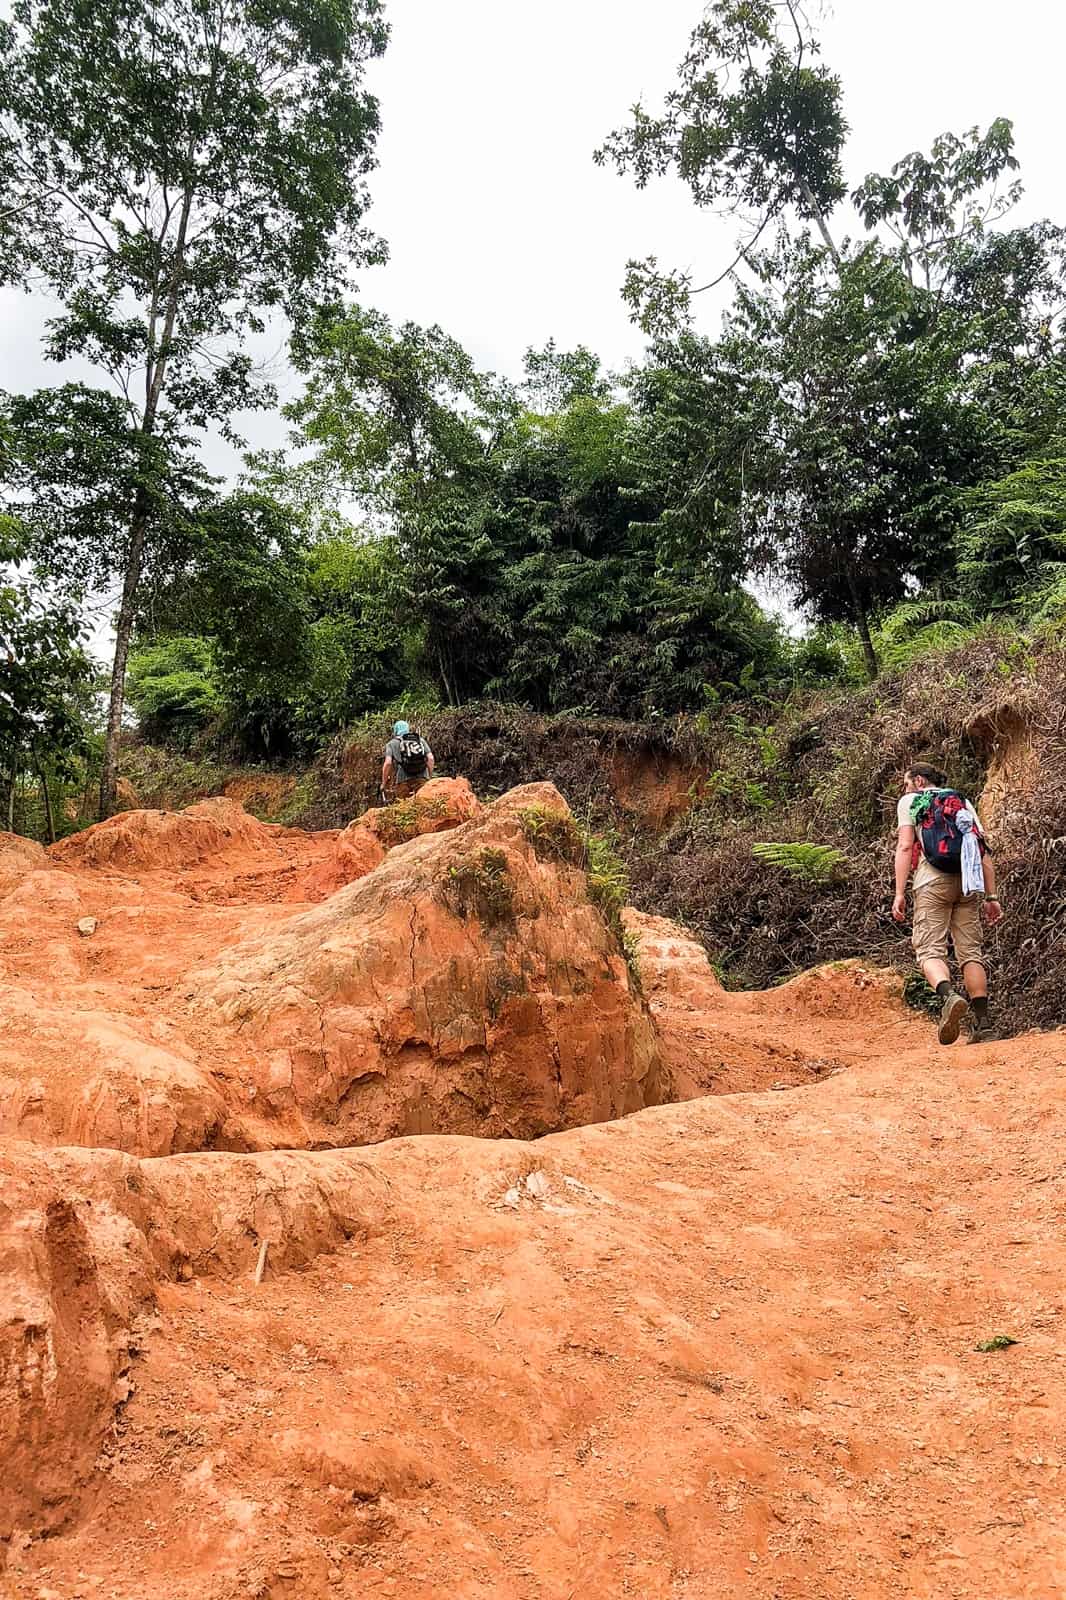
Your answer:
[966,1016,1001,1045]
[937,990,968,1046]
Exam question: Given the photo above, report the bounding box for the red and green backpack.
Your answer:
[908,789,986,875]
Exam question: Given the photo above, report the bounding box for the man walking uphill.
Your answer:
[381,720,435,803]
[892,761,1003,1044]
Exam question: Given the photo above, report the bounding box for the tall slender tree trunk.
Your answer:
[99,498,148,819]
[856,612,879,684]
[97,183,194,821]
[33,745,55,843]
[7,763,17,832]
[846,570,879,682]
[436,645,458,708]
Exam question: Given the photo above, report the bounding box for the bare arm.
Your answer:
[982,852,1003,924]
[427,750,435,776]
[892,824,915,921]
[381,757,394,789]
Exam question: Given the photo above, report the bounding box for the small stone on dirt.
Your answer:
[76,917,97,937]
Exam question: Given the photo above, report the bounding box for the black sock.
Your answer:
[935,980,952,999]
[971,995,989,1021]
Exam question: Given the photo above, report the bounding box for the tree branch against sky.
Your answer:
[595,0,848,333]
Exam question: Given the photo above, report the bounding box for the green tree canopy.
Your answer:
[0,562,91,836]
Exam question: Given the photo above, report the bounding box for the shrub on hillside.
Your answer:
[126,638,221,748]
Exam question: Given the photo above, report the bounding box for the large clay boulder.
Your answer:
[363,776,480,842]
[191,784,671,1146]
[294,777,480,900]
[623,909,724,1008]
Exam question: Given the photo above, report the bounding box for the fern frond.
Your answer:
[751,842,846,883]
[879,597,976,641]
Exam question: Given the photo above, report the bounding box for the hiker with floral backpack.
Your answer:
[892,761,1003,1044]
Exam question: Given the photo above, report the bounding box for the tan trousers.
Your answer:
[912,872,984,968]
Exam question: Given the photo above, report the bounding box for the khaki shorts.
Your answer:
[912,872,985,969]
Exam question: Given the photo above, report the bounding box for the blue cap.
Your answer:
[393,720,410,736]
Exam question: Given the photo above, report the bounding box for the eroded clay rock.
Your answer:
[50,796,279,873]
[623,909,724,1008]
[0,830,48,900]
[295,777,480,901]
[609,749,700,829]
[625,906,913,1095]
[365,776,480,841]
[191,783,670,1146]
[0,1145,154,1543]
[137,1146,390,1278]
[0,996,230,1156]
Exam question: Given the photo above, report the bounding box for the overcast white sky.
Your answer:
[363,0,1064,368]
[1,0,1062,514]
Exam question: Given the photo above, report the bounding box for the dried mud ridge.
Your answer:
[1,781,1063,1598]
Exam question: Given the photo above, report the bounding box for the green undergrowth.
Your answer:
[118,742,238,812]
[583,827,630,942]
[519,803,639,986]
[271,774,318,826]
[443,847,515,927]
[517,804,582,862]
[751,841,846,883]
[374,792,450,846]
[627,632,1066,1035]
[903,973,941,1017]
[518,804,628,930]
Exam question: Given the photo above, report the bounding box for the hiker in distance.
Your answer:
[380,720,435,803]
[892,761,1003,1045]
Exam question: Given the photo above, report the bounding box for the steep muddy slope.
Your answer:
[4,778,1061,1599]
[3,1018,1064,1598]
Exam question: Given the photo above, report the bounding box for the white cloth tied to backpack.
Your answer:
[956,806,986,896]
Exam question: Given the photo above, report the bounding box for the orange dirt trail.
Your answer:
[1,786,1064,1599]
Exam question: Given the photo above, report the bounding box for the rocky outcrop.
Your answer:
[49,795,282,872]
[296,777,480,899]
[0,784,669,1157]
[0,1146,154,1543]
[192,783,670,1147]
